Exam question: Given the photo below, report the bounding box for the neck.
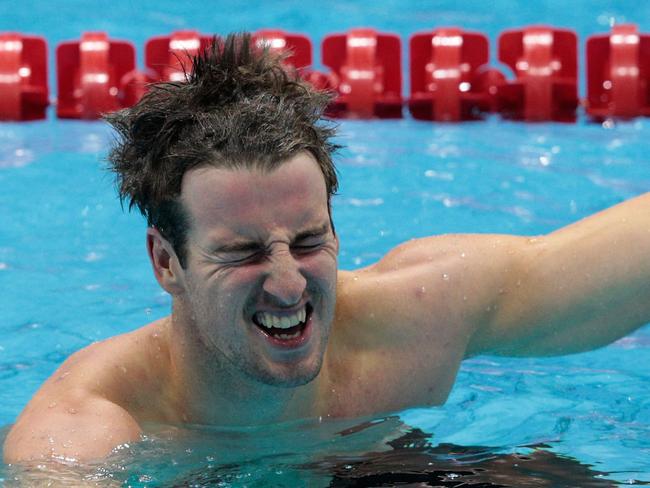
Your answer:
[165,311,324,426]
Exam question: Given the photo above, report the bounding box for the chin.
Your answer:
[252,356,324,388]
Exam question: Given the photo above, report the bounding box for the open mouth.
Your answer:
[253,303,312,341]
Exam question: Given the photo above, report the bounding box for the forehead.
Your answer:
[180,152,329,239]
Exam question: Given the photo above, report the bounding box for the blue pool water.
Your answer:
[1,1,650,486]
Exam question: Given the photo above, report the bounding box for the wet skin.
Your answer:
[165,154,339,390]
[4,152,650,464]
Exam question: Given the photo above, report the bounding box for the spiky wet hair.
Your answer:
[105,33,339,267]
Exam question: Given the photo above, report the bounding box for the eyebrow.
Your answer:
[213,223,331,254]
[294,223,331,241]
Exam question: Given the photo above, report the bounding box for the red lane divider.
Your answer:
[252,29,312,70]
[146,30,213,82]
[56,32,137,119]
[587,24,650,119]
[0,33,48,121]
[322,28,402,118]
[409,28,502,121]
[251,29,338,96]
[497,26,578,122]
[1,25,649,122]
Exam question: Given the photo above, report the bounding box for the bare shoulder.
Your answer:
[4,391,141,463]
[4,318,172,463]
[337,234,525,326]
[334,233,527,350]
[327,234,528,411]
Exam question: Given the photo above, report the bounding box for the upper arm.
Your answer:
[338,234,516,360]
[4,392,142,464]
[467,193,650,357]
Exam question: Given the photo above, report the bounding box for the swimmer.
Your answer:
[5,33,650,464]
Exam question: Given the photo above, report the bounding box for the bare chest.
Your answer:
[320,336,465,418]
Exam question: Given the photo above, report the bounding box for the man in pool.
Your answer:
[5,33,650,464]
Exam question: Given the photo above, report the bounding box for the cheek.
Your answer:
[202,264,262,290]
[303,250,338,282]
[222,266,264,289]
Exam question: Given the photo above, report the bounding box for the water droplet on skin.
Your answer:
[67,407,77,414]
[48,402,57,409]
[120,366,127,374]
[442,274,450,281]
[462,296,468,301]
[421,286,427,293]
[460,252,466,258]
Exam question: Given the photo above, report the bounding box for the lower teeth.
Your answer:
[277,331,300,340]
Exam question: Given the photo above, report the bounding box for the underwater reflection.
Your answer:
[166,421,624,488]
[1,418,639,487]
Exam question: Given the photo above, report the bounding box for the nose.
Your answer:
[262,249,307,307]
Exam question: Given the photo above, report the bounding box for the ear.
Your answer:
[146,227,185,296]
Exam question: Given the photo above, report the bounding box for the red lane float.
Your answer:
[252,29,335,92]
[57,32,138,119]
[145,30,213,82]
[497,26,578,121]
[409,28,502,121]
[586,24,650,119]
[252,29,312,70]
[322,28,402,118]
[4,26,650,123]
[0,33,48,121]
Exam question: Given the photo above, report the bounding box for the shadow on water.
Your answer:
[167,424,629,488]
[2,419,647,487]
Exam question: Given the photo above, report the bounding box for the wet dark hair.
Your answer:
[105,33,339,267]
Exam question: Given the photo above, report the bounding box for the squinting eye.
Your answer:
[219,252,263,265]
[293,241,323,253]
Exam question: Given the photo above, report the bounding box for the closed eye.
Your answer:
[212,246,264,265]
[292,238,326,254]
[220,252,263,264]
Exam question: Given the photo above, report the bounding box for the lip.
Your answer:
[252,305,313,351]
[253,301,308,316]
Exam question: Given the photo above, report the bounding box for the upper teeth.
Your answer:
[256,307,306,329]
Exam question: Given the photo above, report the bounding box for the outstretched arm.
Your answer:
[466,192,650,357]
